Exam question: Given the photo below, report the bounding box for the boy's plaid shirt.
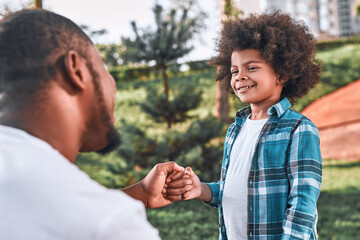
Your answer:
[206,98,322,240]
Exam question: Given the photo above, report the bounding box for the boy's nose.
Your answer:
[236,72,248,81]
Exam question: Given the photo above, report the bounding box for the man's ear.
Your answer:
[62,50,87,90]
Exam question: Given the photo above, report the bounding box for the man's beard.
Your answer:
[96,123,121,155]
[88,65,121,155]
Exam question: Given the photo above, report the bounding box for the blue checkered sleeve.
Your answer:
[206,181,220,207]
[282,119,322,239]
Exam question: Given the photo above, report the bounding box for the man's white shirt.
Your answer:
[0,125,160,240]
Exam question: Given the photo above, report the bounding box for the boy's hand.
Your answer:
[165,167,202,201]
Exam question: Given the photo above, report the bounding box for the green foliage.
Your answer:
[117,123,159,169]
[122,1,206,65]
[156,117,224,180]
[109,65,154,81]
[117,116,224,181]
[321,57,360,88]
[122,0,207,124]
[115,118,223,181]
[316,35,360,50]
[76,151,138,189]
[223,0,242,20]
[140,80,203,124]
[110,71,224,181]
[186,60,214,72]
[96,43,122,68]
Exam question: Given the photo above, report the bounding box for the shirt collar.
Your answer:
[267,98,292,118]
[235,98,291,123]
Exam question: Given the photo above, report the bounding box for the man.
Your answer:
[0,9,190,239]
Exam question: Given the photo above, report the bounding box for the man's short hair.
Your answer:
[0,9,93,110]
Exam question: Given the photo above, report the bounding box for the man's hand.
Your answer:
[141,162,188,208]
[123,162,189,208]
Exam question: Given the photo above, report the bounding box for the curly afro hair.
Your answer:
[208,11,322,104]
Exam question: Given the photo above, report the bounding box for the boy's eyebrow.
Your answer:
[231,60,263,68]
[245,60,262,64]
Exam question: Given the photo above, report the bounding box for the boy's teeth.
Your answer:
[239,85,254,90]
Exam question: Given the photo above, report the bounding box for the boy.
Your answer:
[166,12,322,240]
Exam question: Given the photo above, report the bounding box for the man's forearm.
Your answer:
[122,181,147,208]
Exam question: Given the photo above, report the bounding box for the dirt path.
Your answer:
[301,79,360,160]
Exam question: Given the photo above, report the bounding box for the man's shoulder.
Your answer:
[0,125,158,239]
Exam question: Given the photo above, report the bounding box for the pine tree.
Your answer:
[122,0,206,128]
[117,1,224,181]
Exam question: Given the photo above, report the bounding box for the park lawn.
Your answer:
[317,159,360,240]
[147,159,360,240]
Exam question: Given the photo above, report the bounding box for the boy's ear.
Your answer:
[277,74,288,85]
[62,50,87,91]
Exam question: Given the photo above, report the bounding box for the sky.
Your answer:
[2,0,222,62]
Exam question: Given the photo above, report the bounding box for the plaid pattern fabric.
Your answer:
[207,98,322,240]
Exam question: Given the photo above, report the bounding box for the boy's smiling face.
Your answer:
[230,49,284,109]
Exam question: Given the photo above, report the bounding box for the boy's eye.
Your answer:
[231,69,239,75]
[248,67,257,71]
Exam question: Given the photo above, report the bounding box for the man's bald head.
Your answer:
[0,9,93,111]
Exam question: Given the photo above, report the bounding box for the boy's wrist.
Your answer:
[196,182,212,203]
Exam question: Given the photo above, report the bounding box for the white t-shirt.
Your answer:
[0,125,160,240]
[222,116,267,240]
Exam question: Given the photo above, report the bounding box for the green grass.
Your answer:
[147,159,360,240]
[316,44,360,63]
[317,159,360,240]
[147,200,219,240]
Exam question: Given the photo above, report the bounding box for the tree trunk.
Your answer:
[161,64,171,129]
[214,80,230,122]
[161,64,170,100]
[213,0,231,122]
[35,0,42,8]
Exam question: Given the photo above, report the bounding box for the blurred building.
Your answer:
[233,0,360,39]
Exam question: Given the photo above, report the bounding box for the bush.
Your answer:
[140,81,203,124]
[109,65,154,82]
[316,35,360,50]
[186,60,214,72]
